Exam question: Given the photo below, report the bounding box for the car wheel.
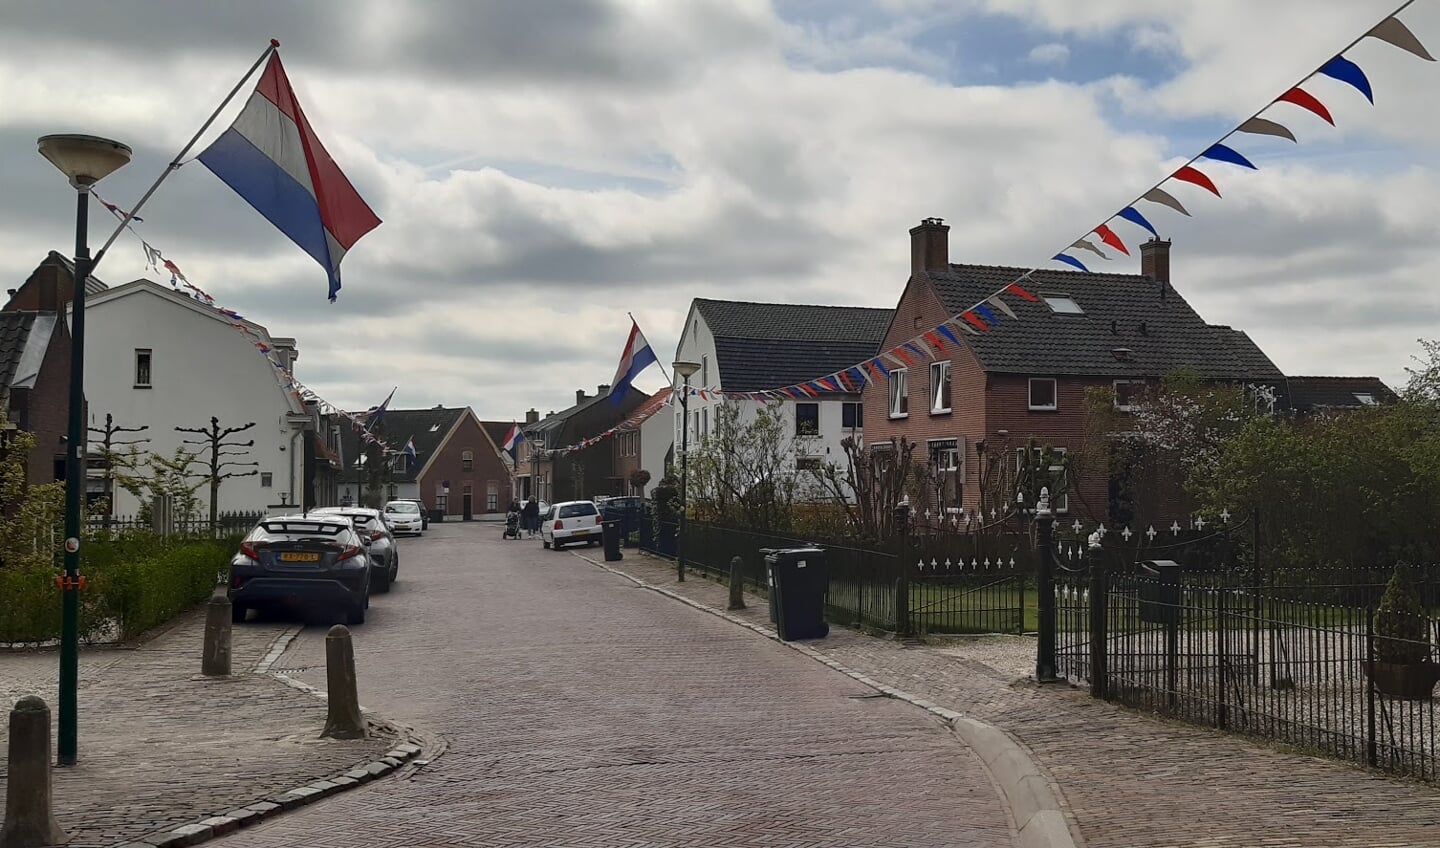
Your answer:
[553,539,565,551]
[373,568,392,594]
[231,603,248,624]
[542,538,551,549]
[346,603,366,625]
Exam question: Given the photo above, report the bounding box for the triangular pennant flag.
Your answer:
[1142,187,1192,217]
[1117,206,1160,237]
[1070,238,1109,259]
[985,296,1016,319]
[973,304,1000,325]
[1277,87,1335,125]
[1093,224,1129,256]
[849,366,870,386]
[905,340,931,359]
[961,311,990,332]
[936,323,963,347]
[1368,17,1434,61]
[924,330,946,353]
[1319,55,1374,104]
[1172,166,1222,198]
[1235,117,1297,143]
[870,358,890,378]
[890,347,915,367]
[1006,282,1039,302]
[1053,253,1089,273]
[1201,143,1258,170]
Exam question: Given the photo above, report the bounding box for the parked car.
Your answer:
[229,515,371,625]
[310,506,399,592]
[541,500,602,550]
[383,500,425,536]
[391,498,429,529]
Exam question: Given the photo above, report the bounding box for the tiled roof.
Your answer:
[338,406,466,483]
[694,299,893,391]
[1287,376,1399,412]
[927,265,1285,381]
[617,388,672,431]
[479,420,514,449]
[0,312,38,391]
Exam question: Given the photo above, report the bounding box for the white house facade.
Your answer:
[81,280,311,517]
[672,299,892,492]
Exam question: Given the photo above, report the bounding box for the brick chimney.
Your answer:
[1140,238,1171,285]
[525,408,539,425]
[576,389,587,404]
[597,384,611,398]
[909,217,949,277]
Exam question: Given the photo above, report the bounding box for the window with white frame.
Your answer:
[133,349,152,388]
[842,402,862,430]
[795,402,820,436]
[462,449,474,471]
[929,438,961,505]
[796,456,823,472]
[1113,379,1144,412]
[930,361,951,414]
[1028,377,1058,411]
[889,369,909,418]
[701,407,709,439]
[1016,446,1069,513]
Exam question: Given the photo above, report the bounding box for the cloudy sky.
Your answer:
[5,0,1440,419]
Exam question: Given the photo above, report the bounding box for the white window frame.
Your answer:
[1041,293,1084,315]
[461,449,474,471]
[1113,379,1143,412]
[889,369,909,419]
[1028,377,1058,411]
[133,348,152,388]
[1016,447,1070,513]
[841,401,862,431]
[795,402,820,437]
[928,438,960,471]
[930,360,952,414]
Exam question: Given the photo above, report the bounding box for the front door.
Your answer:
[462,493,473,521]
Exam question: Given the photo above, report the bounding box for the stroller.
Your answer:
[503,508,522,540]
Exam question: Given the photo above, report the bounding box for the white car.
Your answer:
[541,500,602,550]
[383,500,424,536]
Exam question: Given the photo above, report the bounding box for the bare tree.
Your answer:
[812,436,918,541]
[88,413,149,528]
[177,416,259,527]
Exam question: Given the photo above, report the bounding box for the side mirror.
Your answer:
[360,536,373,546]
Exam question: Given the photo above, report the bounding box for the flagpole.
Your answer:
[90,38,280,276]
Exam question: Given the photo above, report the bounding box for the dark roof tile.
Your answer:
[1287,376,1399,412]
[0,312,38,390]
[694,299,893,390]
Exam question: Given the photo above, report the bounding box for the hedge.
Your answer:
[0,535,238,644]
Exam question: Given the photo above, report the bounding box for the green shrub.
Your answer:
[1376,562,1431,665]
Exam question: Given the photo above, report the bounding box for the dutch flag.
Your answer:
[501,423,524,462]
[198,53,381,302]
[607,320,658,405]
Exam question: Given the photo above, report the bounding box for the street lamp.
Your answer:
[672,359,700,583]
[38,133,133,766]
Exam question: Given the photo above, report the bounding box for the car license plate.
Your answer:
[574,529,590,537]
[279,552,320,562]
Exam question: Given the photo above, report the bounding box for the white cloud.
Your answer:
[1027,42,1071,65]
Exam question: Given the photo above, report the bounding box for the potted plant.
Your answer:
[1369,562,1440,700]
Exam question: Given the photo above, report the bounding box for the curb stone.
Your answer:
[575,551,1083,848]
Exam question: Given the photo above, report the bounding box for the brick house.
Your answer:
[340,406,511,518]
[612,388,672,496]
[1286,376,1398,417]
[862,219,1286,522]
[520,385,648,504]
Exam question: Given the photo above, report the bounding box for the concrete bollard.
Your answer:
[320,625,366,740]
[728,556,746,611]
[0,696,67,848]
[202,590,233,677]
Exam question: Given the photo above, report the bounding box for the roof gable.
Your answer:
[693,299,893,391]
[926,265,1284,381]
[339,406,466,482]
[0,312,38,391]
[1287,376,1399,411]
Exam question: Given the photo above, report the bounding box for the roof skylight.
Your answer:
[1042,294,1084,315]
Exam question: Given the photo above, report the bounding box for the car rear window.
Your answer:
[386,502,420,514]
[559,503,598,518]
[253,520,350,541]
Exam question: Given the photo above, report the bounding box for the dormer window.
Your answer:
[1354,393,1377,406]
[1042,294,1084,315]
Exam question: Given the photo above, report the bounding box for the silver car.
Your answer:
[310,507,399,593]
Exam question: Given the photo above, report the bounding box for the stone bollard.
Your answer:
[727,556,746,611]
[202,590,233,677]
[0,696,67,848]
[320,625,366,740]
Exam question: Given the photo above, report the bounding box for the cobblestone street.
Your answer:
[0,605,393,847]
[605,551,1440,848]
[217,523,1015,848]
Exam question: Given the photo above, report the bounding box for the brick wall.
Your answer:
[419,413,512,515]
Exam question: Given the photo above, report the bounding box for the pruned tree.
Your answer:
[812,436,918,541]
[687,400,802,531]
[177,417,259,527]
[88,413,149,529]
[628,468,651,494]
[113,444,204,524]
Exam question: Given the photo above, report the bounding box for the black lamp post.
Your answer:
[38,133,133,766]
[672,360,700,582]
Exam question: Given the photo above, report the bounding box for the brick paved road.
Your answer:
[217,524,1015,848]
[0,607,391,848]
[610,553,1440,848]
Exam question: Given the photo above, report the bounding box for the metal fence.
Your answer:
[85,511,263,538]
[1053,518,1440,784]
[639,511,1034,635]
